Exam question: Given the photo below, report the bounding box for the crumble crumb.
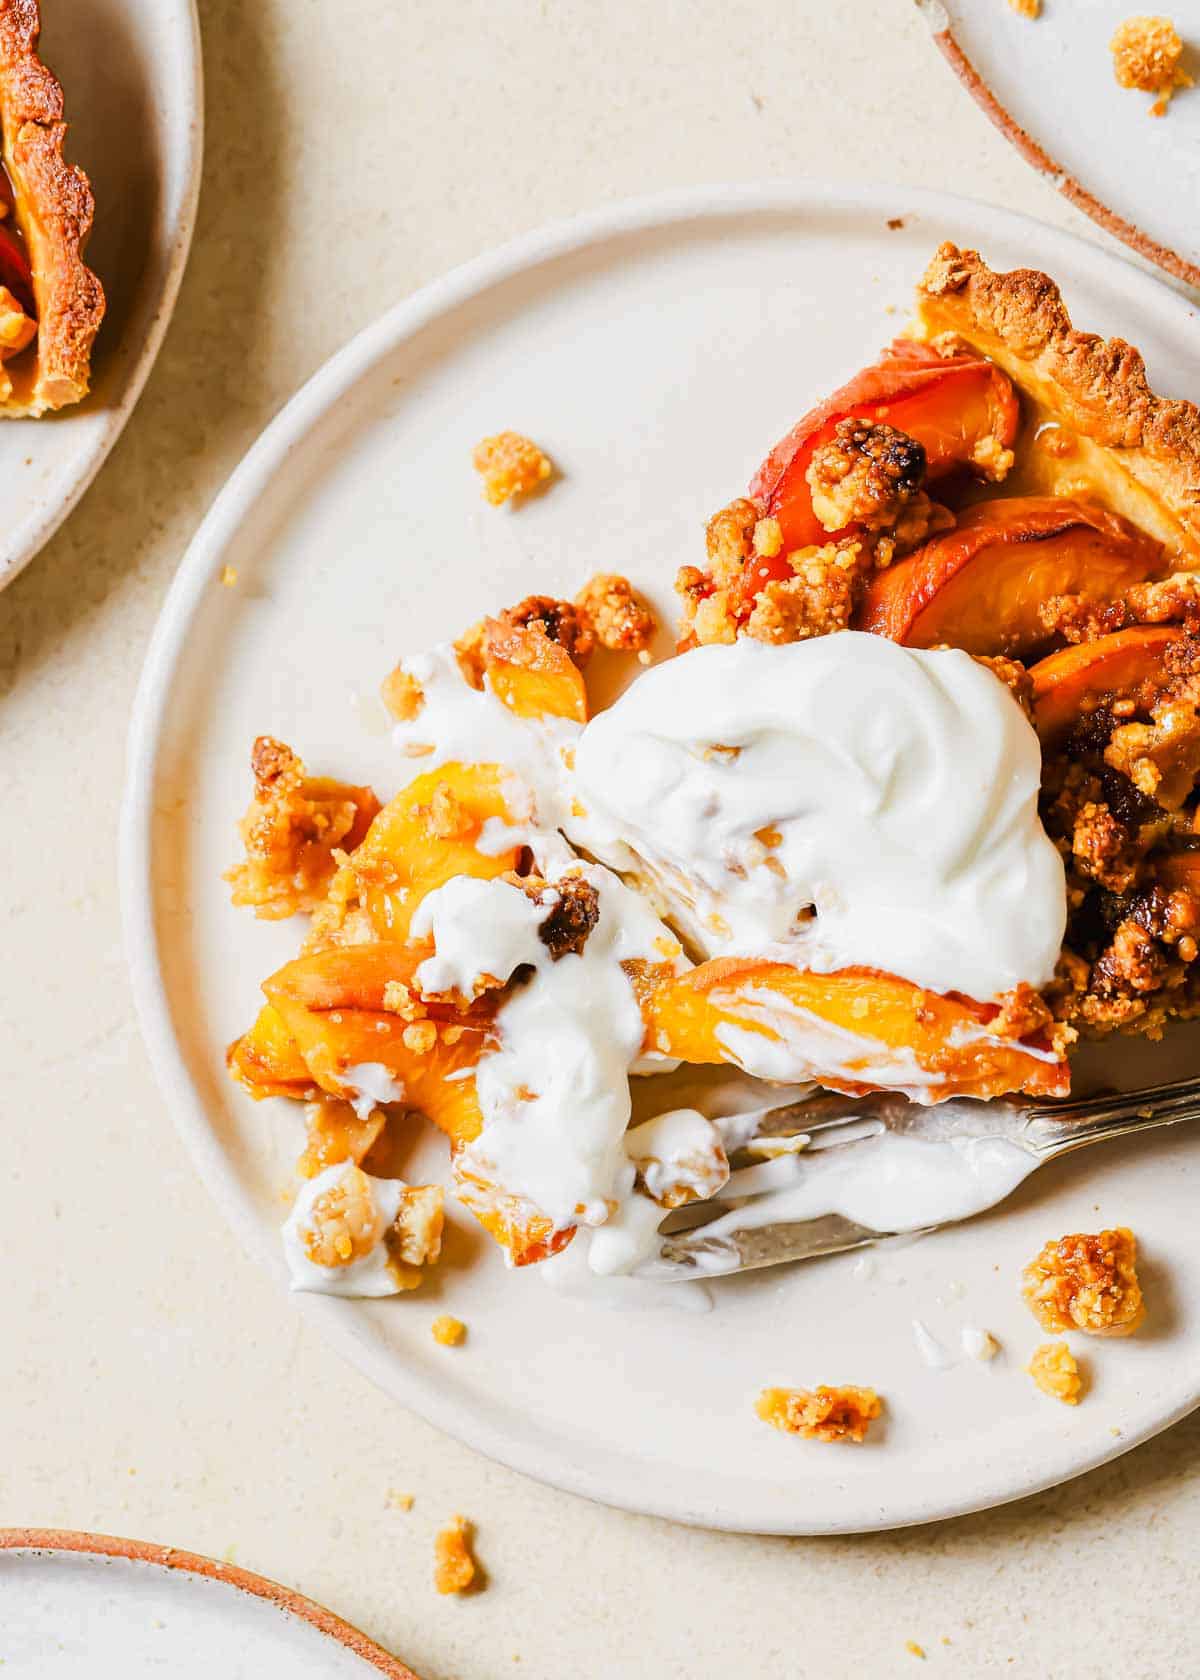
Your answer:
[496,594,595,664]
[1110,16,1192,114]
[225,736,379,920]
[744,541,867,644]
[402,1020,438,1055]
[575,573,657,652]
[386,1489,414,1511]
[381,665,424,722]
[389,1185,446,1285]
[432,1314,467,1346]
[219,564,238,587]
[1022,1228,1145,1336]
[1027,1341,1084,1404]
[886,216,906,229]
[1007,0,1040,16]
[302,1165,387,1268]
[905,1642,927,1661]
[755,1384,882,1443]
[806,418,927,533]
[472,431,553,505]
[434,1515,479,1594]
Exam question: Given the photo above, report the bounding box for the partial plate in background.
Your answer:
[0,0,202,593]
[920,0,1200,291]
[0,1530,419,1677]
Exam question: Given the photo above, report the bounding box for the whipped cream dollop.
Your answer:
[568,634,1065,1001]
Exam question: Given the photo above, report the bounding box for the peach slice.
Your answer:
[1029,626,1181,743]
[749,338,1019,554]
[244,943,572,1267]
[482,620,588,722]
[858,498,1164,657]
[632,959,1069,1103]
[227,1003,317,1100]
[352,763,526,944]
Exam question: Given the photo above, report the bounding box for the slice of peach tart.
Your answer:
[224,247,1200,1293]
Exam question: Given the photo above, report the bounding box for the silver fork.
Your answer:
[643,1075,1200,1280]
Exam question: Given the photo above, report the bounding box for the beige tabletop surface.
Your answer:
[4,2,1200,1675]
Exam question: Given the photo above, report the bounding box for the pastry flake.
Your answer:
[0,0,104,413]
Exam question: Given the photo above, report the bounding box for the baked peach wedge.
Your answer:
[1029,625,1183,743]
[631,960,1070,1103]
[858,498,1165,657]
[231,943,572,1267]
[749,336,1018,556]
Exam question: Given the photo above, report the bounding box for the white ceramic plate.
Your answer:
[0,1530,418,1676]
[920,0,1200,290]
[122,184,1200,1535]
[0,0,201,593]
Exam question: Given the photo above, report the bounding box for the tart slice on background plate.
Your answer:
[0,0,104,414]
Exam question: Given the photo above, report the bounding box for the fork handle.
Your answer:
[1024,1075,1200,1160]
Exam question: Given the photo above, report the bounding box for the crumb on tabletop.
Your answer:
[434,1515,479,1595]
[1027,1341,1084,1405]
[1022,1227,1145,1337]
[574,572,658,653]
[386,1489,414,1511]
[1110,16,1192,113]
[472,430,554,506]
[432,1313,467,1347]
[905,1641,927,1661]
[755,1384,882,1443]
[219,564,238,588]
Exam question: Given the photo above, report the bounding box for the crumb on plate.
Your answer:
[905,1641,926,1660]
[472,430,553,505]
[575,572,658,653]
[1027,1341,1084,1405]
[432,1313,467,1346]
[381,665,424,722]
[434,1515,479,1594]
[386,1489,414,1511]
[1007,0,1040,17]
[220,564,238,587]
[1022,1227,1145,1336]
[755,1384,882,1442]
[1110,16,1192,114]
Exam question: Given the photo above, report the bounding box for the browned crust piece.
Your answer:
[0,0,103,414]
[914,243,1200,565]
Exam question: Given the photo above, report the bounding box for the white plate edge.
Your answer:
[118,179,1200,1534]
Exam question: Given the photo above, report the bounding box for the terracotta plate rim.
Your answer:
[0,1527,420,1677]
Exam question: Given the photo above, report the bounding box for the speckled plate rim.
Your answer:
[0,1528,419,1675]
[121,182,1200,1534]
[0,0,203,595]
[915,0,1200,293]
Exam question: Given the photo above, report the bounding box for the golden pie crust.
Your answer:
[0,0,103,414]
[913,243,1200,566]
